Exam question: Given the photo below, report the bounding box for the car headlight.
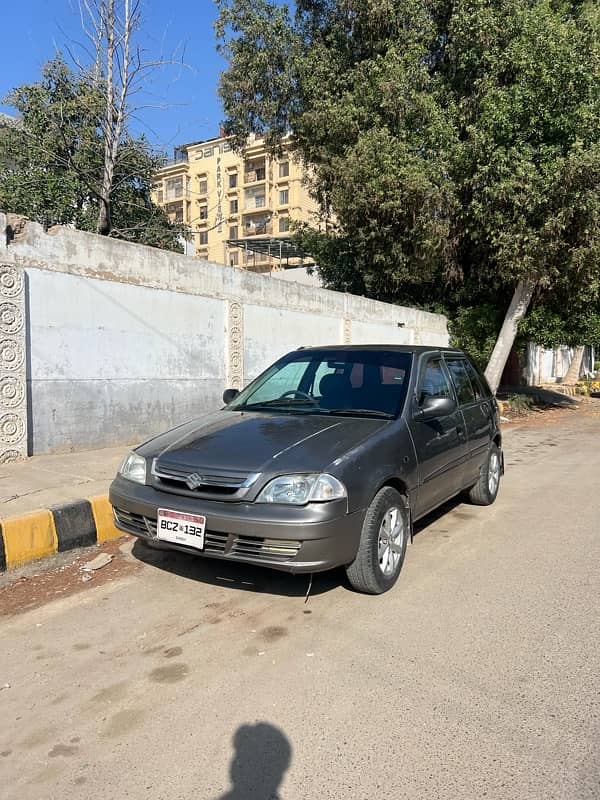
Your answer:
[255,474,346,505]
[119,452,147,484]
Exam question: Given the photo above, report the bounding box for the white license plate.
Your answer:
[156,508,206,550]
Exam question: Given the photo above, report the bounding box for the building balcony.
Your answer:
[243,201,272,213]
[165,189,190,201]
[244,164,266,184]
[244,173,266,186]
[166,147,189,165]
[243,222,273,236]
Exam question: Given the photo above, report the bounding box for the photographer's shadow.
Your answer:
[216,722,292,800]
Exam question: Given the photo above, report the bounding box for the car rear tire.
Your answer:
[345,487,409,595]
[466,442,502,506]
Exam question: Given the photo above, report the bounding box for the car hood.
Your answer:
[138,410,387,475]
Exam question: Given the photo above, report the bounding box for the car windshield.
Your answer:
[228,349,413,418]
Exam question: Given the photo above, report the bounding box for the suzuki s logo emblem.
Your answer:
[186,473,204,490]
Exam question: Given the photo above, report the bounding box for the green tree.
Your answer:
[216,0,600,391]
[0,56,183,252]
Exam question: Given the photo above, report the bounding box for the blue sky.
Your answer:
[0,0,228,155]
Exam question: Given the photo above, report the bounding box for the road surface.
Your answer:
[1,413,599,799]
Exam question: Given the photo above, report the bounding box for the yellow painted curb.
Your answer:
[90,495,121,543]
[1,510,58,568]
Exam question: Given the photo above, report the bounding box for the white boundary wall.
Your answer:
[0,215,448,455]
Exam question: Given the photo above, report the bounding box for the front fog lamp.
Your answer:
[119,452,147,485]
[256,474,346,505]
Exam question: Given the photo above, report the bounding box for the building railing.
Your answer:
[165,189,190,201]
[244,222,273,236]
[164,148,189,166]
[244,168,266,183]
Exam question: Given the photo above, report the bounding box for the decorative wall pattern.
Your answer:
[343,317,352,344]
[0,265,27,461]
[227,300,244,390]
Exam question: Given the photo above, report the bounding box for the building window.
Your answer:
[198,231,208,245]
[166,176,183,200]
[229,173,238,189]
[279,161,289,178]
[244,160,266,183]
[198,205,208,220]
[197,178,208,195]
[157,189,164,205]
[230,199,238,214]
[279,216,290,233]
[165,202,183,223]
[245,187,266,208]
[229,225,238,240]
[279,189,289,206]
[230,251,239,266]
[245,216,270,235]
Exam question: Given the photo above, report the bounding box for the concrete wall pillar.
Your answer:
[0,264,28,462]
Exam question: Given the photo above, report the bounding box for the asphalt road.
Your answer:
[1,414,599,800]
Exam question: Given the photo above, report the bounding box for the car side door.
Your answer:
[444,356,494,488]
[408,356,468,518]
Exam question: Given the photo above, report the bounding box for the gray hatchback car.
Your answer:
[110,346,502,594]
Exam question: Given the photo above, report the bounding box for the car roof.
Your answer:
[295,344,465,356]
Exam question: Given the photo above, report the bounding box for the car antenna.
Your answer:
[304,572,313,604]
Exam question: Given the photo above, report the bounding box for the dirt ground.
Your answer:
[501,394,600,426]
[0,536,138,617]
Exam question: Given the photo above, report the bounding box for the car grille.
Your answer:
[150,461,259,500]
[113,507,300,563]
[113,507,156,536]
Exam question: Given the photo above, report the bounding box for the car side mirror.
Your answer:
[222,388,240,405]
[415,396,456,421]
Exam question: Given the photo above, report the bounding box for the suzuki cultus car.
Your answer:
[110,346,502,594]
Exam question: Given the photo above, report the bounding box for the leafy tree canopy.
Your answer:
[0,56,183,252]
[216,0,600,353]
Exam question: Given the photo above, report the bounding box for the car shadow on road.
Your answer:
[412,495,465,538]
[131,539,345,597]
[131,495,467,596]
[214,722,292,800]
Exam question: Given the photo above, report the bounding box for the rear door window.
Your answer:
[445,359,476,405]
[419,359,452,404]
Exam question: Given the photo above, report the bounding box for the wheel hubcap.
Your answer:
[378,507,404,576]
[488,451,500,495]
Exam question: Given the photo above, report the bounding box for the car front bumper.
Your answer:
[109,475,365,574]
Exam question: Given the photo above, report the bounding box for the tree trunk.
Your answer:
[562,345,585,385]
[484,278,537,394]
[97,196,111,236]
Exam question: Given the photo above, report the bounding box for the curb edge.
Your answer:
[0,496,121,571]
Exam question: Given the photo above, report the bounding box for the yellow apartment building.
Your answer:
[152,132,319,271]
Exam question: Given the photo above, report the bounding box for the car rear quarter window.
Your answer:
[462,359,485,400]
[467,358,493,398]
[445,358,477,405]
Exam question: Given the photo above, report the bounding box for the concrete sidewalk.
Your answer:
[0,444,131,518]
[0,444,134,571]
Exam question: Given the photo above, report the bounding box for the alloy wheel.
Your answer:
[378,507,404,576]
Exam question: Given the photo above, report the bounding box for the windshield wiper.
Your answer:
[239,399,318,411]
[325,408,393,419]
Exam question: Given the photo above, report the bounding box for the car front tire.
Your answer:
[466,442,502,506]
[345,487,409,595]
